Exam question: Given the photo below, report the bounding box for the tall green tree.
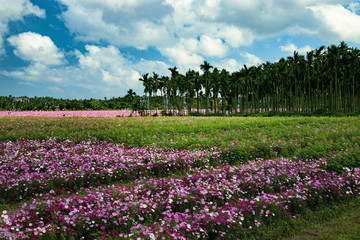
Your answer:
[139,73,151,114]
[219,69,230,113]
[200,60,213,114]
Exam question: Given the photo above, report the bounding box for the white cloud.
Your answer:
[198,35,228,57]
[1,62,63,83]
[218,25,254,48]
[280,43,313,55]
[215,58,242,73]
[241,52,263,67]
[8,32,65,65]
[131,21,173,50]
[213,53,262,72]
[75,45,141,88]
[56,0,360,54]
[134,59,171,77]
[196,0,221,20]
[57,0,358,60]
[48,86,64,93]
[60,0,174,49]
[162,46,203,72]
[0,0,45,54]
[307,4,360,43]
[4,0,360,99]
[160,35,229,70]
[1,44,173,97]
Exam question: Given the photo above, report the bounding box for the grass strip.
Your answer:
[249,197,360,240]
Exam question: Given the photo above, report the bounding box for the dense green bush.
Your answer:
[325,149,360,174]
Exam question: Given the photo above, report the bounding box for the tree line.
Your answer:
[140,42,360,115]
[1,42,359,115]
[0,90,141,111]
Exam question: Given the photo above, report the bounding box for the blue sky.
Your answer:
[0,0,360,99]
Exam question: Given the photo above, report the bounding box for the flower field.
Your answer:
[0,115,359,239]
[0,110,198,118]
[0,111,144,118]
[0,139,220,203]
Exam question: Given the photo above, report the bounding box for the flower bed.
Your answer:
[0,139,220,202]
[0,110,144,118]
[0,110,197,118]
[1,157,359,239]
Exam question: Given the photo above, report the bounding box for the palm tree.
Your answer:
[229,71,240,113]
[168,67,179,80]
[151,72,159,96]
[124,89,137,111]
[326,42,348,111]
[137,43,358,115]
[248,65,261,113]
[260,62,273,112]
[313,46,325,111]
[305,50,314,112]
[211,67,221,113]
[348,47,360,112]
[219,69,230,113]
[173,73,186,114]
[125,89,136,98]
[200,60,213,114]
[326,44,338,111]
[168,67,180,115]
[151,72,160,113]
[139,73,151,114]
[194,70,202,113]
[241,65,252,113]
[287,51,304,112]
[184,69,197,115]
[159,76,170,112]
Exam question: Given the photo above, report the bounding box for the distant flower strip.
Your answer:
[0,110,171,117]
[1,158,359,239]
[0,139,220,202]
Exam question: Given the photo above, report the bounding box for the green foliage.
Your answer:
[0,95,145,111]
[325,149,360,174]
[220,197,360,240]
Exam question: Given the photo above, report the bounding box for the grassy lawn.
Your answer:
[288,198,360,240]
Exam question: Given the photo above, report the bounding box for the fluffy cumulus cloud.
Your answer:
[162,46,203,72]
[213,51,263,73]
[3,44,143,88]
[75,45,141,88]
[198,35,228,57]
[0,0,45,54]
[2,0,360,98]
[5,32,66,85]
[56,0,360,58]
[241,52,263,67]
[307,4,360,43]
[214,58,242,73]
[134,59,170,77]
[160,35,230,70]
[280,43,313,55]
[2,35,172,96]
[59,0,174,49]
[217,25,254,48]
[8,32,65,65]
[161,38,204,71]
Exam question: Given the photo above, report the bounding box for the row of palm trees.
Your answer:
[139,42,360,115]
